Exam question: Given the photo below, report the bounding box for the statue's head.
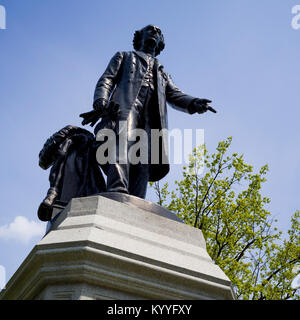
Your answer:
[133,25,165,56]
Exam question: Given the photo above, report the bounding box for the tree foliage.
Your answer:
[150,137,300,299]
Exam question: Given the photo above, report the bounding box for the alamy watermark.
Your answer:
[0,5,6,30]
[291,5,300,30]
[95,123,205,174]
[0,265,6,290]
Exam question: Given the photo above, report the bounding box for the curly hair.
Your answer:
[133,25,165,56]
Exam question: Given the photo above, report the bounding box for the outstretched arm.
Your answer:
[165,72,216,114]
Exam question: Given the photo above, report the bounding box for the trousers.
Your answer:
[106,85,154,199]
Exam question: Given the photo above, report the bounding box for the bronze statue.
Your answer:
[38,25,216,221]
[80,24,216,198]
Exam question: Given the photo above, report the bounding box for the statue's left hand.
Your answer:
[193,99,217,114]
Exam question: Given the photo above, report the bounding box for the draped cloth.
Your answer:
[39,125,106,206]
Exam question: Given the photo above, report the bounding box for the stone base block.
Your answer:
[0,194,235,300]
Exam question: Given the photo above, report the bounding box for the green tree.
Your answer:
[150,137,300,299]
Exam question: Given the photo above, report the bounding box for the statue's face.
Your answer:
[140,25,163,52]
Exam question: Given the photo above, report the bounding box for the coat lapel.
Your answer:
[134,51,150,66]
[134,50,164,72]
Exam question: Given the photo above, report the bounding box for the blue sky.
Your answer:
[0,0,300,283]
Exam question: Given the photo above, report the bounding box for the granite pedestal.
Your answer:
[0,194,235,300]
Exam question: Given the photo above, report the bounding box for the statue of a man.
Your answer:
[80,25,216,199]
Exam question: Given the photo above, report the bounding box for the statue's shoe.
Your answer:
[37,188,58,221]
[37,202,53,222]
